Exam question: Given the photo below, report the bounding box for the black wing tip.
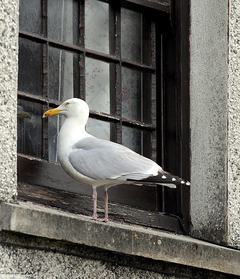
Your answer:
[139,172,191,186]
[160,172,191,185]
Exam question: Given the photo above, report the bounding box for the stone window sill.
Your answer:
[0,201,239,276]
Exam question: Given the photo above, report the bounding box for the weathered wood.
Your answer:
[17,154,190,232]
[17,154,159,211]
[121,0,170,13]
[18,183,186,233]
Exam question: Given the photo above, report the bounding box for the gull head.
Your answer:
[43,98,89,120]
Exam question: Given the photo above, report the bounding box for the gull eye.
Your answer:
[65,102,70,106]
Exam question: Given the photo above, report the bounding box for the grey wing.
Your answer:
[68,137,162,181]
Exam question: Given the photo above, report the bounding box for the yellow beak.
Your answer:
[42,108,62,118]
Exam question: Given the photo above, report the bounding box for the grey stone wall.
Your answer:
[0,243,172,279]
[0,0,18,201]
[228,0,240,249]
[190,0,229,244]
[190,0,240,249]
[0,233,235,279]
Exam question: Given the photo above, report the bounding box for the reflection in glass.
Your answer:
[86,118,110,140]
[48,0,79,45]
[121,8,142,63]
[122,126,141,154]
[148,22,156,65]
[86,58,110,113]
[49,47,79,101]
[18,38,42,96]
[17,99,42,157]
[122,67,141,121]
[85,0,109,53]
[48,115,65,162]
[19,0,42,34]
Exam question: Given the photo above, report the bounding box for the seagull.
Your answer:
[43,98,190,222]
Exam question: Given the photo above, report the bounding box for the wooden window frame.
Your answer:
[17,0,190,234]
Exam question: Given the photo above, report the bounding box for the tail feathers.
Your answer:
[140,171,191,186]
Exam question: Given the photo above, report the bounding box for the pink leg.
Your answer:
[104,189,109,222]
[92,188,98,220]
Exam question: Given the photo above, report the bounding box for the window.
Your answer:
[17,0,190,233]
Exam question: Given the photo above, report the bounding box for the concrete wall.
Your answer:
[0,243,173,279]
[228,0,240,249]
[190,0,240,249]
[190,0,229,244]
[0,0,18,201]
[0,233,235,279]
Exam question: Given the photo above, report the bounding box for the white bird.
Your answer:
[43,98,190,222]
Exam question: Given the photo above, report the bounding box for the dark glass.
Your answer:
[85,0,109,53]
[142,130,153,159]
[17,99,42,157]
[141,19,155,65]
[121,8,153,65]
[122,126,141,154]
[148,73,156,125]
[48,0,79,45]
[148,22,156,65]
[48,47,80,101]
[19,0,42,34]
[86,118,110,140]
[48,115,65,162]
[18,38,43,96]
[86,58,110,113]
[121,8,142,63]
[122,67,141,121]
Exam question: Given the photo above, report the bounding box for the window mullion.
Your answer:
[79,0,86,100]
[42,0,49,160]
[109,2,122,143]
[109,3,116,142]
[115,3,122,144]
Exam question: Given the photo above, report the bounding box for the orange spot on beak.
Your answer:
[42,108,62,118]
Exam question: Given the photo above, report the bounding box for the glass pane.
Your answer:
[121,8,142,63]
[18,38,42,96]
[48,115,65,162]
[122,67,141,121]
[146,21,156,65]
[17,99,42,157]
[19,0,42,34]
[48,0,79,45]
[86,58,110,113]
[49,47,80,101]
[86,118,110,140]
[85,0,109,53]
[143,130,153,159]
[122,126,141,154]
